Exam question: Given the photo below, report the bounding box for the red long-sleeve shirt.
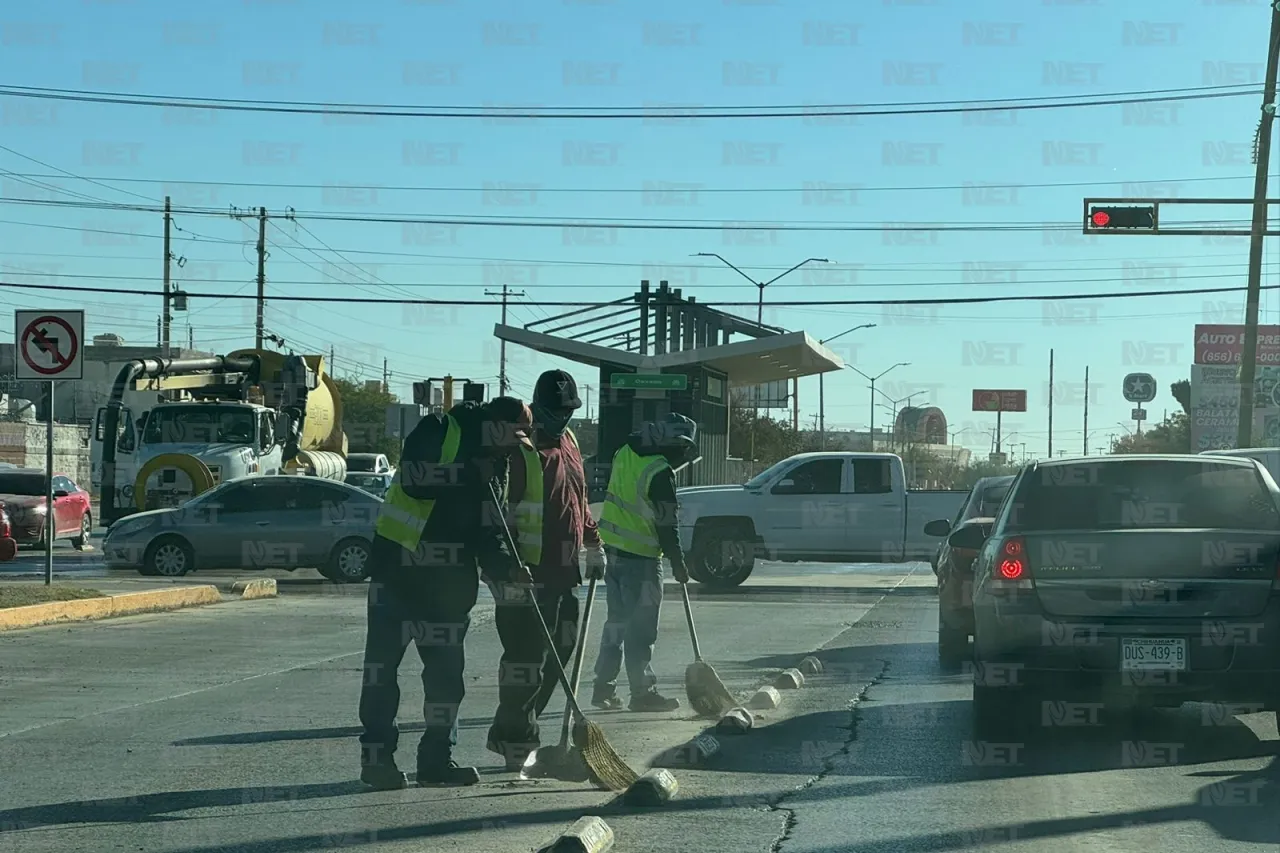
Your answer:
[508,430,601,589]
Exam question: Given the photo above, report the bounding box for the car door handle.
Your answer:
[255,521,271,527]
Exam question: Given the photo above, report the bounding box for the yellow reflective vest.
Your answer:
[374,414,462,553]
[598,443,671,559]
[512,428,578,565]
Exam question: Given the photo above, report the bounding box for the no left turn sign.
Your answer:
[15,310,84,380]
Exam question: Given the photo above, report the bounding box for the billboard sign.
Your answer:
[972,389,1028,412]
[1194,324,1280,365]
[734,379,789,409]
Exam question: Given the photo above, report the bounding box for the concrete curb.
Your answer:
[231,579,277,600]
[0,585,221,633]
[537,815,615,853]
[716,706,754,734]
[623,768,679,806]
[774,668,805,690]
[799,655,824,675]
[748,686,782,710]
[652,733,720,769]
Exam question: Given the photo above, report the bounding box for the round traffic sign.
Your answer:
[20,315,79,377]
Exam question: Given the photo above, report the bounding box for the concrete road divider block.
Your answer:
[0,585,221,633]
[537,816,614,853]
[654,733,720,768]
[717,707,754,734]
[748,686,782,710]
[231,579,277,600]
[774,668,805,690]
[800,656,824,675]
[624,768,679,806]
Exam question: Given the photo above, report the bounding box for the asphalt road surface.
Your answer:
[0,561,1277,853]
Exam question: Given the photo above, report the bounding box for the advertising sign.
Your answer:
[971,389,1027,412]
[1194,324,1280,365]
[1189,364,1280,450]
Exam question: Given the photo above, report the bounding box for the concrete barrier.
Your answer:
[0,585,221,632]
[748,686,782,710]
[231,579,277,600]
[774,668,805,690]
[799,655,824,675]
[536,816,615,853]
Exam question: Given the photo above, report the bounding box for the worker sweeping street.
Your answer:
[486,369,607,772]
[358,396,536,791]
[591,412,701,713]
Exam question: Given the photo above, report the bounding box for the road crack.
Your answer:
[765,658,892,853]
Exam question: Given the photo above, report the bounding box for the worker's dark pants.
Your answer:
[488,583,580,749]
[593,546,663,697]
[358,572,477,771]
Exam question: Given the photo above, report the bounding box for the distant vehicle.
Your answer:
[0,505,15,561]
[345,471,393,499]
[346,453,392,474]
[923,475,1016,663]
[955,454,1280,733]
[1201,447,1280,484]
[0,468,93,550]
[677,452,969,588]
[101,475,380,582]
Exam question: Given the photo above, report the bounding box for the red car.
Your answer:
[0,468,93,551]
[0,505,15,561]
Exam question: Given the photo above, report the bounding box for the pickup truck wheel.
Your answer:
[690,521,756,588]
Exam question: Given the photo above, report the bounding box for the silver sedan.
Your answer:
[102,475,381,582]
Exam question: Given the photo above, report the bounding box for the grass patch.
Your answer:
[0,585,104,610]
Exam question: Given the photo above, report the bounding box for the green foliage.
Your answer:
[1170,379,1190,416]
[1110,411,1190,455]
[332,377,402,465]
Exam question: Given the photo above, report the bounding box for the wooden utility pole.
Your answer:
[484,284,526,395]
[161,195,172,352]
[254,206,267,350]
[1237,1,1280,447]
[1047,349,1054,458]
[329,345,336,376]
[383,358,389,392]
[1083,366,1090,456]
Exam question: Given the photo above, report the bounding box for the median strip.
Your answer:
[0,584,222,632]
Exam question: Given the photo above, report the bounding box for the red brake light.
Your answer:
[997,537,1026,580]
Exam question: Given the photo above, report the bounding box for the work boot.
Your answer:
[486,737,539,773]
[416,760,481,787]
[591,684,624,711]
[360,762,408,791]
[630,689,680,713]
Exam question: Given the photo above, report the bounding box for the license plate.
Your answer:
[1121,638,1187,671]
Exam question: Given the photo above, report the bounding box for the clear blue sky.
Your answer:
[0,0,1274,456]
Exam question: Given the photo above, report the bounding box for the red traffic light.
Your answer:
[1087,205,1155,230]
[1091,210,1111,227]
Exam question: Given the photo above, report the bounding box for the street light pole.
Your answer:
[847,362,910,451]
[819,323,876,449]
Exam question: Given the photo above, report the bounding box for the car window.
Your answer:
[1006,460,1280,532]
[215,479,300,514]
[975,480,1013,518]
[773,459,844,495]
[52,476,74,493]
[0,472,46,496]
[851,459,893,494]
[295,481,349,511]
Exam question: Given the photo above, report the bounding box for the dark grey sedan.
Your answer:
[102,475,381,583]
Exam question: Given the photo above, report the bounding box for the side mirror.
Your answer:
[923,519,951,538]
[53,489,70,499]
[948,523,989,551]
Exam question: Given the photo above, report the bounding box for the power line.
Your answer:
[0,82,1257,119]
[3,278,1275,307]
[0,170,1263,196]
[0,143,157,202]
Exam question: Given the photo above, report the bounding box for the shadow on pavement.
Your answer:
[172,719,496,746]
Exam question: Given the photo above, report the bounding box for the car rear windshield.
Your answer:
[346,457,375,472]
[0,472,47,496]
[1006,460,1280,531]
[974,481,1013,518]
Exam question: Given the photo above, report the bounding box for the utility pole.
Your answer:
[383,358,389,392]
[188,325,193,350]
[1047,348,1054,459]
[1238,0,1280,447]
[1083,366,1090,456]
[254,206,267,350]
[161,195,172,353]
[330,345,336,376]
[485,284,526,395]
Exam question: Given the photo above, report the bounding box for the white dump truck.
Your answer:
[92,348,348,526]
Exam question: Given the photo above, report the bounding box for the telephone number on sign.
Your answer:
[1197,349,1280,365]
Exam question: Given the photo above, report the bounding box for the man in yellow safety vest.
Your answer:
[358,396,535,791]
[591,412,700,713]
[486,369,606,771]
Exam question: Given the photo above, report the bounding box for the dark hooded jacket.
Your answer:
[368,401,521,584]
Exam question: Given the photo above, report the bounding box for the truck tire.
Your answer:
[689,520,756,589]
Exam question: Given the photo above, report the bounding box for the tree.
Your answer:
[1111,411,1190,455]
[728,404,804,463]
[1171,379,1190,416]
[332,377,401,464]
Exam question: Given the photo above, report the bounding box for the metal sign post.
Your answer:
[1122,372,1157,443]
[14,310,85,586]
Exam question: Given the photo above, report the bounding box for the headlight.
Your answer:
[107,517,157,540]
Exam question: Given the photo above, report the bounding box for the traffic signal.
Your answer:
[1087,205,1155,231]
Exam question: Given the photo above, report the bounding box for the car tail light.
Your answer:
[996,536,1026,580]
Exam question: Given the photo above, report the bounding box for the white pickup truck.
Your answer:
[677,452,969,588]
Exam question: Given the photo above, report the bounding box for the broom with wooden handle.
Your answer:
[488,482,637,791]
[679,582,738,718]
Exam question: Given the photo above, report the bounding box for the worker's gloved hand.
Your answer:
[583,546,607,580]
[671,560,690,584]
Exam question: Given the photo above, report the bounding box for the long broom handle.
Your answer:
[679,582,704,662]
[488,482,591,726]
[558,576,597,747]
